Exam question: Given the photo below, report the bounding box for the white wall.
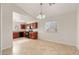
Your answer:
[38,11,77,46]
[1,4,13,50]
[0,4,1,54]
[13,22,26,32]
[13,12,26,32]
[77,6,79,50]
[1,4,27,50]
[13,12,26,22]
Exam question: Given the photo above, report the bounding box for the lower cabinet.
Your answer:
[13,32,19,39]
[13,31,38,39]
[19,32,26,37]
[29,32,38,39]
[13,32,26,39]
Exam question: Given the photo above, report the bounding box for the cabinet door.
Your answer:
[13,32,19,39]
[31,22,38,29]
[21,24,26,29]
[29,32,38,39]
[23,32,26,37]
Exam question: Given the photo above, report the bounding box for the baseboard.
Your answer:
[2,46,12,50]
[39,39,76,47]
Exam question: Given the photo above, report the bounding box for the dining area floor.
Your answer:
[2,38,79,55]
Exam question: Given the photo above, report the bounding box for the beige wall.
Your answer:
[1,4,27,50]
[38,11,77,46]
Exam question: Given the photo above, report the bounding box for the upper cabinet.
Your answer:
[21,24,26,29]
[31,22,38,29]
[20,22,38,29]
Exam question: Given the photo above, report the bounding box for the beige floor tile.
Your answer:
[2,38,79,55]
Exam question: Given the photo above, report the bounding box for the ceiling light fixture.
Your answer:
[36,3,55,20]
[37,3,46,20]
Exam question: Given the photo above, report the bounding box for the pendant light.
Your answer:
[36,3,55,20]
[37,3,46,20]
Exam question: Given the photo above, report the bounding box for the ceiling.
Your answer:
[16,3,79,20]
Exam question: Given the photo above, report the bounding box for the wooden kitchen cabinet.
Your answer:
[23,31,26,37]
[31,22,38,29]
[29,32,38,39]
[21,24,26,29]
[13,32,19,39]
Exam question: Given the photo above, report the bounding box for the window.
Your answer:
[45,21,57,32]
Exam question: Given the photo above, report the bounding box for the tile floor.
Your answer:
[2,38,79,55]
